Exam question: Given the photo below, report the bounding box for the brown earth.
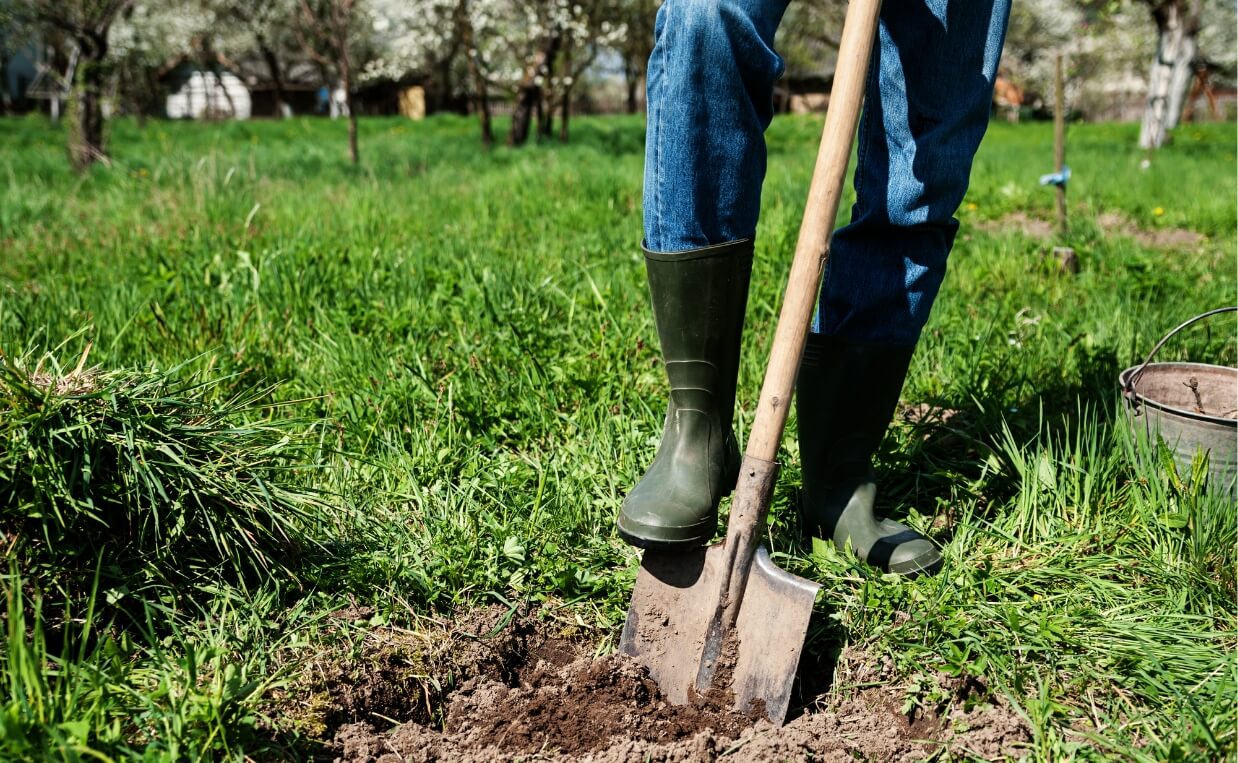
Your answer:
[971,210,1207,250]
[974,212,1056,240]
[283,607,1031,762]
[1093,212,1207,250]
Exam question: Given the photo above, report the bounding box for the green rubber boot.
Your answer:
[617,239,753,550]
[796,333,943,576]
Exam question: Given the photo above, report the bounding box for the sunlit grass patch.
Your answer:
[0,114,1233,760]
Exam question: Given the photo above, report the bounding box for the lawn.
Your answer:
[0,113,1234,761]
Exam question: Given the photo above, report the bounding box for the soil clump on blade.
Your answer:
[327,613,1032,762]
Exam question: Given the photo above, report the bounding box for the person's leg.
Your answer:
[642,0,790,252]
[798,0,1012,574]
[619,0,790,549]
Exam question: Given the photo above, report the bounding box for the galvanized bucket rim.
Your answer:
[1119,362,1238,427]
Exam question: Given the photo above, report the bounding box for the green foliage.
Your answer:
[0,568,306,761]
[0,340,325,613]
[0,113,1233,759]
[0,570,121,761]
[814,410,1236,760]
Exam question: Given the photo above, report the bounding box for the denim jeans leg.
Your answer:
[813,0,1012,346]
[643,0,791,254]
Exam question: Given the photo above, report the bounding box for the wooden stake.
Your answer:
[1054,52,1067,235]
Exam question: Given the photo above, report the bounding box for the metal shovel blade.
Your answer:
[619,543,819,724]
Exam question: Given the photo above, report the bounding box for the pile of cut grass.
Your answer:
[0,337,325,614]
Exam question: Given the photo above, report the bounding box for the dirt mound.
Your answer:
[268,603,552,741]
[325,616,1031,762]
[336,653,754,762]
[1095,211,1206,250]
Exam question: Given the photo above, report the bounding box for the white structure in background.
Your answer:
[329,86,348,118]
[166,69,252,120]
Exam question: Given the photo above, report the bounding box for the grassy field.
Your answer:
[0,112,1235,761]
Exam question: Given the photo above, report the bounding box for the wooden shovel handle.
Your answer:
[747,0,881,463]
[723,0,883,558]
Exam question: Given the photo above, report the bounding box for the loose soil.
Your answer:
[288,607,1030,762]
[1094,212,1207,250]
[972,211,1207,251]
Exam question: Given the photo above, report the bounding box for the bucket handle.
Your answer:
[1123,306,1238,405]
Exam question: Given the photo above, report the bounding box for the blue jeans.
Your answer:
[643,0,1011,346]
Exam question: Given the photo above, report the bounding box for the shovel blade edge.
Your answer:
[620,544,819,725]
[727,545,820,724]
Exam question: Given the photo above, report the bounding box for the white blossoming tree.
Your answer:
[470,0,625,146]
[365,0,488,139]
[110,2,211,120]
[204,0,301,118]
[362,0,626,146]
[1137,0,1234,147]
[613,0,655,114]
[293,0,373,163]
[364,0,456,83]
[1137,0,1202,148]
[546,0,627,141]
[996,0,1233,146]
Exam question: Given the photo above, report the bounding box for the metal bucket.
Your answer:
[1120,307,1238,497]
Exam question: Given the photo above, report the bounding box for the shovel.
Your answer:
[619,0,884,725]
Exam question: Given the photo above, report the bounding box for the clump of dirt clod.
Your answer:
[310,607,1031,762]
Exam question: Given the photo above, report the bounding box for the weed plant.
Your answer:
[0,113,1234,760]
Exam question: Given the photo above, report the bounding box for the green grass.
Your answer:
[0,112,1234,761]
[0,340,324,616]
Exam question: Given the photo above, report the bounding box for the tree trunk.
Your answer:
[537,42,555,140]
[1139,0,1198,149]
[0,56,9,116]
[458,5,493,148]
[509,85,538,147]
[467,54,493,146]
[339,33,358,163]
[344,83,358,164]
[211,65,238,119]
[555,45,573,142]
[509,34,562,147]
[477,85,493,147]
[560,82,572,142]
[136,59,160,124]
[623,59,642,114]
[537,91,552,140]
[470,62,494,147]
[257,36,289,118]
[68,38,108,172]
[1165,32,1198,129]
[1181,67,1219,122]
[436,57,453,113]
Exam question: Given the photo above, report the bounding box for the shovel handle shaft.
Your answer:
[743,0,882,464]
[719,0,883,627]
